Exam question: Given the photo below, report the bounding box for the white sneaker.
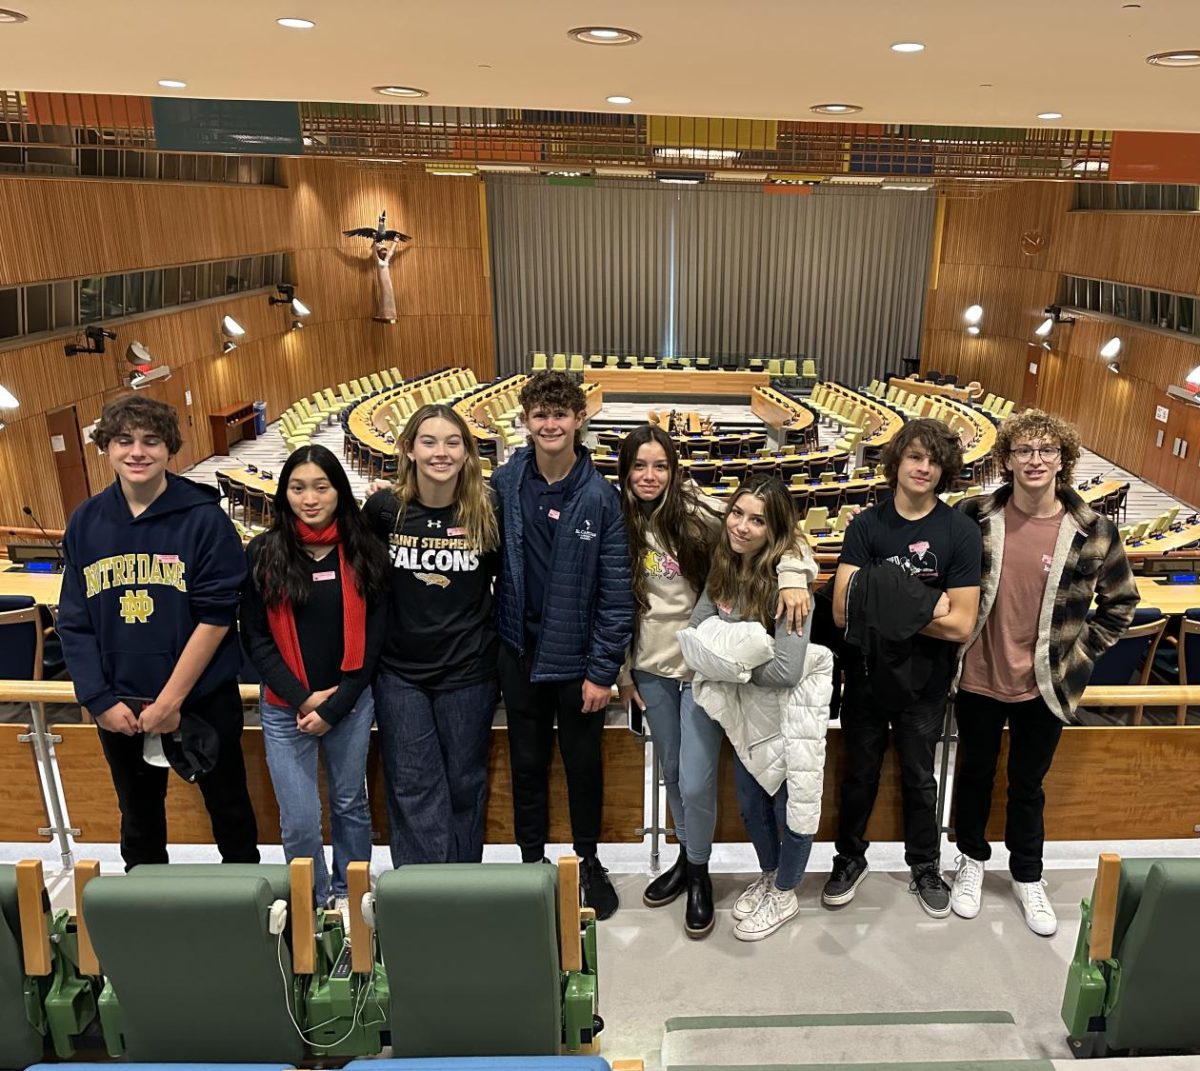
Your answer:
[335,895,352,937]
[734,887,799,942]
[733,870,777,920]
[950,855,985,919]
[1013,879,1057,936]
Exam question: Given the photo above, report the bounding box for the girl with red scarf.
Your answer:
[241,444,388,909]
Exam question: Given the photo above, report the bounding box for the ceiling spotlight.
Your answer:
[891,42,925,52]
[1107,361,1121,374]
[373,85,428,98]
[964,304,984,325]
[276,17,315,28]
[1146,50,1200,67]
[1035,316,1054,337]
[810,103,863,115]
[606,95,633,105]
[222,315,245,337]
[1100,336,1122,359]
[0,8,29,23]
[967,325,982,337]
[157,79,187,89]
[568,26,642,45]
[291,297,311,317]
[1037,111,1064,120]
[0,384,18,408]
[1187,365,1200,386]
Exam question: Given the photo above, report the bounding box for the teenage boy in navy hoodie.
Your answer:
[58,396,259,870]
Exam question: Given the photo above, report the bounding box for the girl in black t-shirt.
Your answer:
[364,404,501,866]
[240,444,388,910]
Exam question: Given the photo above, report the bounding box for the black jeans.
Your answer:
[953,689,1064,883]
[835,677,946,868]
[497,643,604,862]
[98,681,260,871]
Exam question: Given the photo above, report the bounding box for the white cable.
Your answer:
[275,928,380,1050]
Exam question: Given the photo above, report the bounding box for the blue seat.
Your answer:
[1150,606,1200,726]
[345,1060,614,1071]
[1086,607,1167,725]
[0,594,63,680]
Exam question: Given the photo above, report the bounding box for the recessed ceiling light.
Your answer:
[277,17,315,29]
[157,79,188,89]
[0,8,28,23]
[568,26,642,45]
[1037,111,1064,120]
[1147,50,1200,67]
[374,85,429,98]
[810,103,863,115]
[606,95,633,105]
[891,42,925,52]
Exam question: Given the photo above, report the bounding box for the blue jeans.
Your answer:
[259,688,375,903]
[634,671,725,865]
[733,753,814,891]
[374,673,499,867]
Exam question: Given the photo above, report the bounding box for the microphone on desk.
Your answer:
[22,505,65,568]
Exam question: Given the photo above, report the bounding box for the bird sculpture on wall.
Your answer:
[342,210,412,323]
[342,210,411,244]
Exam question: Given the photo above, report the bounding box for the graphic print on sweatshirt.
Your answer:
[82,552,189,623]
[643,548,682,580]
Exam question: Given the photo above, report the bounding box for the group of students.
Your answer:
[55,371,1138,944]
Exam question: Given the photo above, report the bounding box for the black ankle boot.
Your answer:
[642,849,688,907]
[685,860,714,938]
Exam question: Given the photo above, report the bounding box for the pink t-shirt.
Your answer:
[960,499,1063,702]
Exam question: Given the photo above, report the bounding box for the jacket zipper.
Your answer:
[748,731,782,755]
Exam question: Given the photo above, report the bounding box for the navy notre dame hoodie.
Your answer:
[58,473,247,718]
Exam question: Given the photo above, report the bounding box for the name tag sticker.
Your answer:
[548,509,561,520]
[313,570,337,581]
[447,527,465,537]
[156,554,179,564]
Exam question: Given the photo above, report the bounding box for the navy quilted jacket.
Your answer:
[492,446,634,685]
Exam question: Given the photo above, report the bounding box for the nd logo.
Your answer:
[119,588,155,624]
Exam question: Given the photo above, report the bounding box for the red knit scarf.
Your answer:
[264,519,366,707]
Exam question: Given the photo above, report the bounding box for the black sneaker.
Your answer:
[580,856,619,920]
[909,862,951,918]
[822,855,869,906]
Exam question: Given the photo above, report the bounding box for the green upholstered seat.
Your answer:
[83,873,305,1064]
[375,864,562,1057]
[1105,858,1200,1051]
[128,863,294,903]
[0,866,45,1070]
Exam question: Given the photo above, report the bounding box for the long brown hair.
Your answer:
[707,476,808,629]
[617,426,718,627]
[391,404,499,552]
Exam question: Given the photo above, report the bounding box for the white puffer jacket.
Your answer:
[677,616,834,835]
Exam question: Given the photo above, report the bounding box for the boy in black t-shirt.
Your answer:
[826,418,982,917]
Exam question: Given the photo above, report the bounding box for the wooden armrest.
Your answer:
[289,858,315,974]
[1088,852,1122,963]
[612,1061,645,1071]
[74,860,100,976]
[347,861,372,975]
[557,856,582,972]
[16,860,51,976]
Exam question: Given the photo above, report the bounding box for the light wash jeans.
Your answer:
[733,754,814,891]
[259,688,375,903]
[634,671,725,864]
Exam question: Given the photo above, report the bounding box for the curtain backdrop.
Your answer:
[486,176,935,385]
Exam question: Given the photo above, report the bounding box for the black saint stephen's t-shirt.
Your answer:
[839,498,982,699]
[365,491,499,688]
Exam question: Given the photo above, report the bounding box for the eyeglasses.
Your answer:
[1010,445,1061,462]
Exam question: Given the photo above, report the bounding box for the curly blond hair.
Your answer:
[993,408,1081,487]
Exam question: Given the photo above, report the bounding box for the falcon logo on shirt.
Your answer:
[414,572,451,589]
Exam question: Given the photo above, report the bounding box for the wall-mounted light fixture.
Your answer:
[1035,317,1054,338]
[1107,362,1120,374]
[268,283,311,319]
[221,315,245,354]
[1100,336,1122,359]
